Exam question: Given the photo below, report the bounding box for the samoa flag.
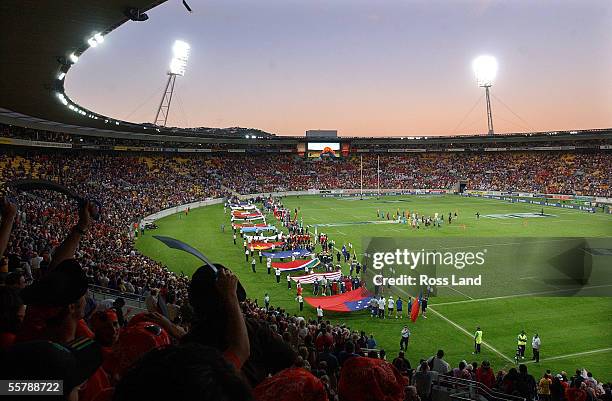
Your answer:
[305,287,373,312]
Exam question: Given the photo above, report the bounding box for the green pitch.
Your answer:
[136,195,612,378]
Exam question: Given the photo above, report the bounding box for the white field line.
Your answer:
[524,348,612,364]
[394,287,514,363]
[423,238,588,250]
[331,238,581,254]
[518,276,561,290]
[431,284,612,307]
[441,285,474,300]
[428,306,514,363]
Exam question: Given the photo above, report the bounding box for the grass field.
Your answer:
[136,195,612,379]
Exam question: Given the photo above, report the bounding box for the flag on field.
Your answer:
[290,270,341,284]
[240,225,276,233]
[232,222,267,229]
[410,297,420,322]
[271,258,320,272]
[232,211,263,219]
[249,241,284,251]
[305,287,373,312]
[261,248,311,259]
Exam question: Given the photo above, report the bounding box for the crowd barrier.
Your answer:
[433,375,525,401]
[88,284,147,311]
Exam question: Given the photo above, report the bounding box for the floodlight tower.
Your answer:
[154,40,191,126]
[472,55,497,136]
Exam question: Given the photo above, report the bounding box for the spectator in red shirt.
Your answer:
[476,360,496,389]
[315,324,334,352]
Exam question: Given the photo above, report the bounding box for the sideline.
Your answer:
[394,287,514,363]
[431,284,612,307]
[524,348,612,364]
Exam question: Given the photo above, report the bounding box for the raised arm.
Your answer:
[50,201,96,269]
[0,197,17,258]
[216,269,250,368]
[142,311,187,340]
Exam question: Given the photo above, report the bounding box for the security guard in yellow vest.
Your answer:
[517,330,528,359]
[473,327,483,354]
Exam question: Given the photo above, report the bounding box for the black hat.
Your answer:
[0,337,102,393]
[189,264,246,314]
[20,259,88,306]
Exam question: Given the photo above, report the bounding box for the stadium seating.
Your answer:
[0,145,610,401]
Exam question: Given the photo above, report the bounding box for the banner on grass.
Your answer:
[241,226,277,233]
[232,222,267,229]
[261,249,312,259]
[272,258,321,272]
[232,211,263,219]
[290,270,341,284]
[305,287,373,312]
[249,241,284,251]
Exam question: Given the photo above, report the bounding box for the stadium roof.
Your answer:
[0,1,163,129]
[0,0,274,141]
[0,1,611,145]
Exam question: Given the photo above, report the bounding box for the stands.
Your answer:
[0,144,610,401]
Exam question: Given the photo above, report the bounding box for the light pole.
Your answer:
[472,55,497,136]
[154,40,191,126]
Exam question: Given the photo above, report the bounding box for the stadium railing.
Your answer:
[433,375,525,401]
[88,284,147,311]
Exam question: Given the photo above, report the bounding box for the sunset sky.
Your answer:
[66,0,612,137]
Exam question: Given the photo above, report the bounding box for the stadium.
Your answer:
[0,1,611,401]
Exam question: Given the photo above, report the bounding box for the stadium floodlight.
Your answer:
[169,40,190,76]
[472,55,497,87]
[56,92,68,106]
[472,55,497,135]
[69,53,79,64]
[88,33,105,48]
[154,40,191,126]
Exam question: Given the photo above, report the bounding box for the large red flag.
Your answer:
[410,298,420,322]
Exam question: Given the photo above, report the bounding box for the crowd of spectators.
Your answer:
[0,147,611,401]
[214,151,610,197]
[0,148,609,308]
[0,151,223,314]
